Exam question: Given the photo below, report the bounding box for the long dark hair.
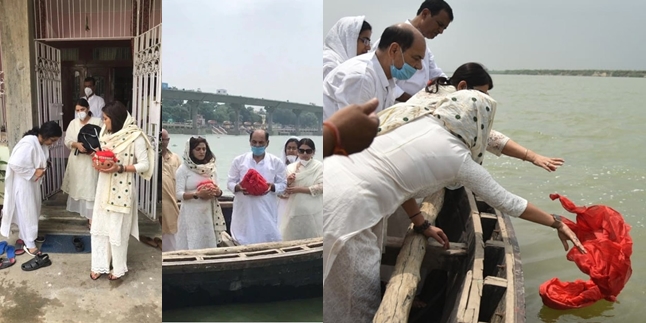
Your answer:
[102,101,129,132]
[298,138,316,151]
[23,121,63,138]
[427,62,493,94]
[189,137,215,165]
[76,98,93,116]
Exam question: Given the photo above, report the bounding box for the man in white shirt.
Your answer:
[227,130,287,245]
[83,77,106,119]
[323,23,426,120]
[372,0,454,102]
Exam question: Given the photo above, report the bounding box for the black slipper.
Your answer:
[14,239,25,256]
[72,237,84,252]
[21,253,52,271]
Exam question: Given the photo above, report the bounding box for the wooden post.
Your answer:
[373,189,445,323]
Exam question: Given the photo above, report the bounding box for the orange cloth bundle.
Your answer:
[240,168,269,196]
[539,194,633,310]
[92,150,117,171]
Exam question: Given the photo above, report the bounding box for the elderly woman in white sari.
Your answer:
[61,98,102,229]
[279,138,323,241]
[323,16,372,79]
[175,137,226,250]
[89,101,154,281]
[1,121,62,264]
[323,89,586,322]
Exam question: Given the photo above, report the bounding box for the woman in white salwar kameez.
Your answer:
[90,101,154,281]
[323,16,372,79]
[0,122,62,257]
[323,87,586,322]
[175,137,227,250]
[279,138,323,241]
[277,137,299,222]
[61,98,102,229]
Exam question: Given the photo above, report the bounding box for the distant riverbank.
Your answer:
[489,70,646,78]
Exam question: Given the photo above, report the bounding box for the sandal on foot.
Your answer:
[14,239,25,256]
[90,272,103,280]
[108,274,121,281]
[23,245,40,257]
[0,246,16,269]
[72,237,84,252]
[21,253,52,271]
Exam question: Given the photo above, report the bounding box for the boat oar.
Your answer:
[374,189,445,323]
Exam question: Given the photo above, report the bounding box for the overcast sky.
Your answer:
[324,0,646,72]
[163,0,323,105]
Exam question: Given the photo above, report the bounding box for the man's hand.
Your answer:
[325,98,380,157]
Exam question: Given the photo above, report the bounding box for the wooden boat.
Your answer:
[162,198,323,309]
[376,187,525,323]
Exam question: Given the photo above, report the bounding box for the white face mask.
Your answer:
[286,155,298,163]
[84,87,93,97]
[300,159,312,167]
[77,111,87,120]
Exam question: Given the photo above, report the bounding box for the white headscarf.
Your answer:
[323,16,365,79]
[281,136,300,166]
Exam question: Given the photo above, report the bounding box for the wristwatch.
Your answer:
[550,214,563,229]
[193,193,199,199]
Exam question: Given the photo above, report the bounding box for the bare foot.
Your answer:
[90,272,102,280]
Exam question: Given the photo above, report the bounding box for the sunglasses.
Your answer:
[298,148,313,154]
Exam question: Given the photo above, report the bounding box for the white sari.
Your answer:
[279,159,323,241]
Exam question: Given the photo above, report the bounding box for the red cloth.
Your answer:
[240,168,269,196]
[197,179,216,191]
[92,150,117,170]
[539,194,633,310]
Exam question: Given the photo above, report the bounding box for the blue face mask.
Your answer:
[390,49,417,80]
[251,146,266,156]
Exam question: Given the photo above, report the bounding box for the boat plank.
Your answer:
[479,276,507,322]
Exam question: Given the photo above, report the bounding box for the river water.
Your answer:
[482,75,645,323]
[162,135,323,322]
[162,75,646,322]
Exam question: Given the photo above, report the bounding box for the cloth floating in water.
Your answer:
[240,168,269,196]
[539,194,633,310]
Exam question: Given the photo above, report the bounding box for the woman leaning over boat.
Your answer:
[279,138,323,241]
[174,136,226,250]
[323,80,586,322]
[61,98,102,230]
[0,121,62,267]
[90,101,154,281]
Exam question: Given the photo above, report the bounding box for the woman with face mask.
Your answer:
[278,138,323,241]
[1,121,62,268]
[61,98,103,230]
[281,137,300,166]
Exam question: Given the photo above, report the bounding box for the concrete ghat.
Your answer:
[0,192,162,323]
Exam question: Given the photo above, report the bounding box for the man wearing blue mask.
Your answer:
[227,129,287,245]
[372,0,454,103]
[323,23,425,120]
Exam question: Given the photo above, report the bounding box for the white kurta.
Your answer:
[323,116,528,322]
[90,136,149,277]
[0,136,49,249]
[61,117,102,219]
[227,152,287,245]
[83,95,105,119]
[371,20,446,99]
[174,164,219,250]
[323,16,365,80]
[323,52,396,120]
[279,159,323,241]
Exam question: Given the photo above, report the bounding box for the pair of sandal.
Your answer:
[90,272,122,281]
[10,239,52,271]
[140,235,162,251]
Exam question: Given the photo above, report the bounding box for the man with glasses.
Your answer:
[227,130,287,245]
[372,0,454,103]
[323,23,426,120]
